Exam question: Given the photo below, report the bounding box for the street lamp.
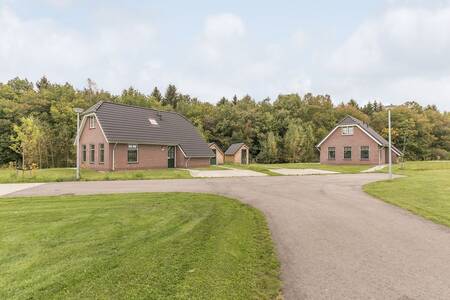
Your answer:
[74,108,84,180]
[385,105,396,180]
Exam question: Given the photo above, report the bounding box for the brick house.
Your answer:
[77,101,214,170]
[316,115,402,165]
[224,143,250,164]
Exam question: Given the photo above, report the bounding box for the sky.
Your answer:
[1,0,449,111]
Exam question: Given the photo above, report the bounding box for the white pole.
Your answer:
[76,112,80,180]
[388,109,392,180]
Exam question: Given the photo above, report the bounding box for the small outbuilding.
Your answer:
[225,143,249,164]
[208,142,225,165]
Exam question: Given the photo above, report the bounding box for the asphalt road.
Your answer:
[4,174,450,299]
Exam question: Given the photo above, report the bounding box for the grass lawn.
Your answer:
[364,161,450,227]
[0,168,192,183]
[0,193,280,299]
[230,162,373,175]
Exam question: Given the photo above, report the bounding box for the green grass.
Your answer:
[365,161,450,227]
[229,162,373,175]
[0,193,281,299]
[0,168,192,183]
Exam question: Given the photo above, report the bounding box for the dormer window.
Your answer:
[148,118,159,126]
[341,126,354,135]
[89,116,95,129]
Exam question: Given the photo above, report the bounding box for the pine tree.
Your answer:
[151,87,162,102]
[163,84,178,108]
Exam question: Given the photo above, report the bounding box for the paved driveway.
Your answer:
[189,168,267,177]
[3,174,450,299]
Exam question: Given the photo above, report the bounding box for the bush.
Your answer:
[431,148,449,160]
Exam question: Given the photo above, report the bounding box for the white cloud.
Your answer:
[327,4,450,109]
[0,5,158,91]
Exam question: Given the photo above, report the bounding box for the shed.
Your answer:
[208,143,225,165]
[225,143,249,164]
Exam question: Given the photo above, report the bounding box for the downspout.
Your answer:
[112,142,118,171]
[185,157,191,168]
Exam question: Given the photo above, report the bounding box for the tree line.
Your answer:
[1,77,449,168]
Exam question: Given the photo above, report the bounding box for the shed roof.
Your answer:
[83,101,214,157]
[225,143,247,155]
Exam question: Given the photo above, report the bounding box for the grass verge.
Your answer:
[229,162,372,175]
[0,192,281,299]
[364,161,450,227]
[0,168,192,183]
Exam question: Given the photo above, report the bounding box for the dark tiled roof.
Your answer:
[338,115,403,155]
[225,143,246,155]
[87,101,214,157]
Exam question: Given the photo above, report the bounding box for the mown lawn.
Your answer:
[0,168,192,183]
[0,193,281,299]
[230,162,373,175]
[364,161,450,227]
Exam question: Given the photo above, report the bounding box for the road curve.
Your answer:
[4,174,450,299]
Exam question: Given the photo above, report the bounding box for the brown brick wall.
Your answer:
[319,126,382,165]
[176,147,210,168]
[113,144,168,170]
[79,116,110,170]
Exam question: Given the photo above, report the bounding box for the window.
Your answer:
[82,145,87,162]
[148,118,159,125]
[89,116,95,129]
[99,144,105,163]
[328,147,336,160]
[360,146,370,160]
[89,144,95,163]
[128,144,138,163]
[342,126,354,135]
[344,146,352,160]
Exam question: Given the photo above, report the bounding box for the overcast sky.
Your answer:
[1,0,449,110]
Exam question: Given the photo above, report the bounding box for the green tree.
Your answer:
[163,84,178,107]
[10,116,45,168]
[284,122,303,162]
[258,131,279,163]
[151,87,162,102]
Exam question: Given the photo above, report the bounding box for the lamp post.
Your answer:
[74,108,84,180]
[388,109,392,180]
[385,105,396,180]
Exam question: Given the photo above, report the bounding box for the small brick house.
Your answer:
[224,143,250,164]
[316,115,402,165]
[208,143,225,165]
[77,101,214,170]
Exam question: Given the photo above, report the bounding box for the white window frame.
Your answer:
[328,147,336,160]
[99,143,105,164]
[341,126,354,135]
[127,144,138,163]
[344,146,352,160]
[360,145,370,160]
[89,116,95,129]
[89,144,95,164]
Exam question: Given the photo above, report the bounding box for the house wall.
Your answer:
[319,126,382,165]
[112,144,168,170]
[176,147,210,168]
[79,115,110,170]
[225,145,249,164]
[208,144,224,165]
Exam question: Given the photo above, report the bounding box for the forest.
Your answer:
[1,76,449,168]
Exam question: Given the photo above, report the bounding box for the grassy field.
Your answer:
[365,161,450,227]
[230,162,373,175]
[0,193,280,299]
[0,168,193,183]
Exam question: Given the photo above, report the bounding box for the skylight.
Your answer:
[149,118,159,125]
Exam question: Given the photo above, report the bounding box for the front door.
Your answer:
[210,149,217,165]
[168,146,175,168]
[241,149,247,164]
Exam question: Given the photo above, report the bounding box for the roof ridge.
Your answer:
[100,101,176,115]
